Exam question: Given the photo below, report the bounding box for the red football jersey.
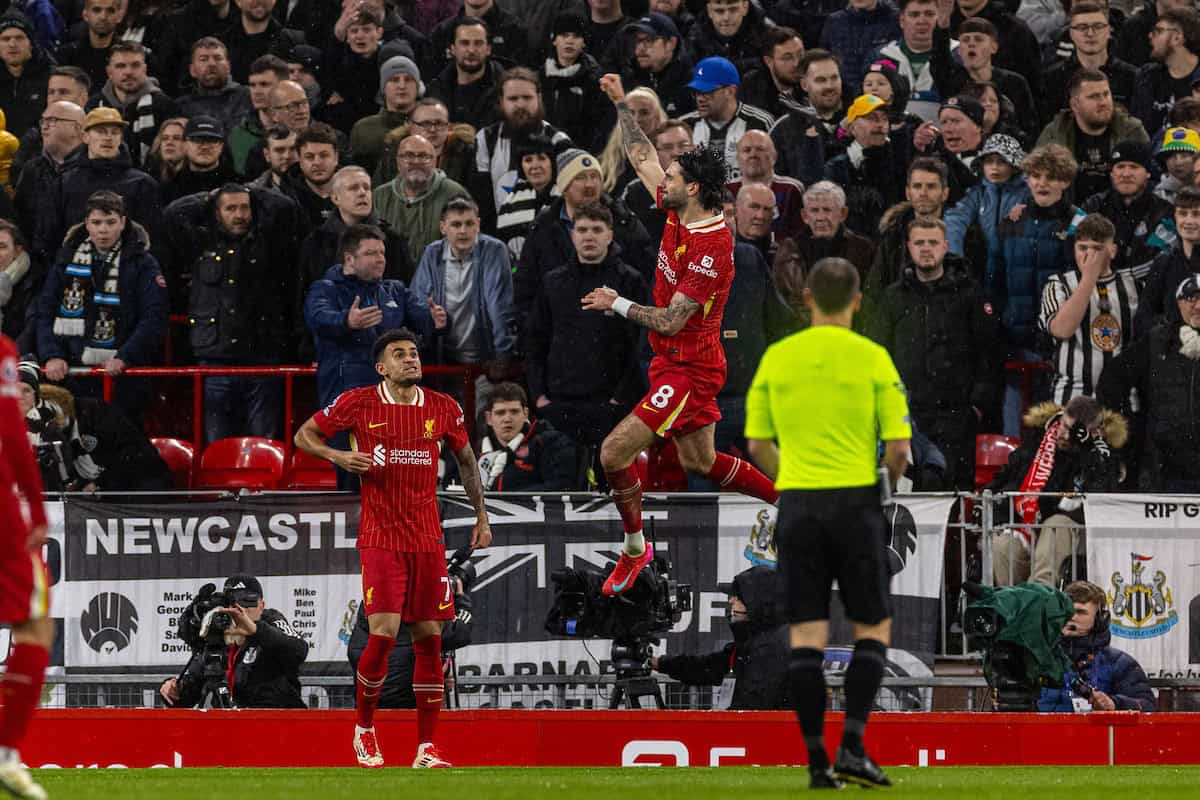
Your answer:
[650,187,734,370]
[0,335,47,549]
[314,383,468,553]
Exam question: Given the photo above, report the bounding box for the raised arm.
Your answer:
[600,74,666,194]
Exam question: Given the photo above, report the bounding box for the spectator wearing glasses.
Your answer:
[374,98,476,188]
[1130,7,1200,136]
[373,133,471,267]
[1041,3,1136,125]
[679,57,774,179]
[15,102,84,267]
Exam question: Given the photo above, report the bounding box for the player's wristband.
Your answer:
[611,296,634,318]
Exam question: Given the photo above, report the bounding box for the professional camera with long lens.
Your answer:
[174,584,240,708]
[544,551,691,708]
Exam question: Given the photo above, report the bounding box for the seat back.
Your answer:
[975,434,1020,490]
[150,437,195,489]
[195,437,287,490]
[285,449,338,490]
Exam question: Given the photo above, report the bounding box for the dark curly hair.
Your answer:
[675,144,729,213]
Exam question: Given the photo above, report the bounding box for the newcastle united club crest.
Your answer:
[1108,553,1178,639]
[743,507,777,568]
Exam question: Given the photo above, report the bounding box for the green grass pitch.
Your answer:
[30,766,1200,799]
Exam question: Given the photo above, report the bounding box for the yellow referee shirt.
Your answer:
[745,325,912,490]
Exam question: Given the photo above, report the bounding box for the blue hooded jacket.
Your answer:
[1038,623,1155,712]
[304,265,433,407]
[945,172,1026,258]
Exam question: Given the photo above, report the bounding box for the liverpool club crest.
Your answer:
[1108,552,1178,639]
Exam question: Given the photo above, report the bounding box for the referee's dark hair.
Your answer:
[372,328,421,363]
[806,257,860,313]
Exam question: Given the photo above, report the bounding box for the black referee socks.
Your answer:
[841,638,888,756]
[788,647,829,770]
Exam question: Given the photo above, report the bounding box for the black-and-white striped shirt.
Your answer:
[1039,264,1150,403]
[679,102,775,181]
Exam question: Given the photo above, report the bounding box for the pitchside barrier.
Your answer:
[10,491,1200,711]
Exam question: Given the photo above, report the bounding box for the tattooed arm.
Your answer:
[600,73,666,193]
[453,443,493,549]
[581,288,701,336]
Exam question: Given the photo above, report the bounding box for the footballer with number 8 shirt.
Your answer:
[581,74,780,598]
[0,336,53,800]
[294,327,491,770]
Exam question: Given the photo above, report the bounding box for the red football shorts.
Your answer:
[359,548,454,622]
[631,358,723,439]
[0,549,50,625]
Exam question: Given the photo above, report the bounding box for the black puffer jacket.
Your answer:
[867,256,1000,414]
[57,147,162,250]
[1132,245,1200,341]
[824,141,909,239]
[620,52,697,120]
[655,566,790,710]
[686,1,771,77]
[158,187,304,359]
[540,53,612,154]
[0,22,53,141]
[1098,322,1200,487]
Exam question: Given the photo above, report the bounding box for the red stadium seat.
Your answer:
[975,434,1020,490]
[285,449,338,490]
[195,437,287,490]
[150,437,194,489]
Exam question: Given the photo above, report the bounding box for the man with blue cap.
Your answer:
[679,56,775,178]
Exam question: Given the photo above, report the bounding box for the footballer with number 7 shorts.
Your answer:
[580,73,780,597]
[295,327,491,769]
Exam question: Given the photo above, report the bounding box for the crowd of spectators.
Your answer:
[3,0,1200,505]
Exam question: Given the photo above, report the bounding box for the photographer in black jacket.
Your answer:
[651,566,789,710]
[160,575,309,709]
[347,553,475,708]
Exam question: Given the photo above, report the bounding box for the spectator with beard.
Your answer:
[618,118,692,246]
[525,202,647,452]
[249,125,297,190]
[15,101,85,268]
[1116,0,1189,67]
[374,133,470,266]
[1130,7,1200,136]
[726,130,805,242]
[426,17,505,132]
[620,11,696,119]
[228,54,287,176]
[220,0,298,86]
[1037,69,1148,203]
[428,0,529,76]
[820,0,900,91]
[913,94,985,202]
[680,57,775,180]
[824,93,908,238]
[1134,187,1200,337]
[93,42,181,170]
[280,121,339,228]
[0,11,55,141]
[773,181,876,312]
[770,50,850,179]
[472,67,574,230]
[867,217,998,489]
[1081,141,1176,271]
[58,0,122,94]
[540,11,612,155]
[1041,3,1137,125]
[350,55,423,176]
[687,0,771,78]
[155,0,238,96]
[516,147,652,315]
[740,26,807,121]
[372,98,476,188]
[176,38,253,133]
[160,116,239,205]
[929,12,1037,146]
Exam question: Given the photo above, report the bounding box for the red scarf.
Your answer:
[1014,414,1063,547]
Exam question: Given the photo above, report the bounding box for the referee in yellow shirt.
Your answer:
[746,257,912,790]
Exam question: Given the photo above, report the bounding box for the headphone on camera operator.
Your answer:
[1059,582,1116,711]
[160,575,309,709]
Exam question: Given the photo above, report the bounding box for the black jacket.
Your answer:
[515,195,653,318]
[429,3,529,74]
[1133,244,1200,340]
[478,418,579,492]
[173,609,309,709]
[426,60,504,134]
[219,16,299,84]
[347,592,472,709]
[685,2,770,78]
[949,2,1043,100]
[12,144,73,266]
[541,53,613,154]
[1081,188,1175,272]
[773,226,877,312]
[620,52,697,120]
[57,147,161,249]
[739,68,805,122]
[1098,322,1200,486]
[159,160,241,206]
[824,141,910,239]
[159,187,304,359]
[930,25,1038,145]
[317,44,384,135]
[866,257,999,414]
[655,566,790,710]
[770,105,847,182]
[0,28,53,141]
[525,249,649,406]
[987,402,1125,523]
[721,243,796,397]
[60,393,173,491]
[1115,0,1155,67]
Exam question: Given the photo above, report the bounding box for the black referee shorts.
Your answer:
[776,486,892,626]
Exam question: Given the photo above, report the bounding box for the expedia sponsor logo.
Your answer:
[688,261,718,278]
[81,592,139,654]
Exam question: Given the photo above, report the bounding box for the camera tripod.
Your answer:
[197,642,236,709]
[608,638,664,709]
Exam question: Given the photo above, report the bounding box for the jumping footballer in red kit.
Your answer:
[294,328,491,769]
[582,75,779,596]
[0,336,53,800]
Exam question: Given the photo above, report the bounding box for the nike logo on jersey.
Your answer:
[368,422,386,429]
[438,601,453,610]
